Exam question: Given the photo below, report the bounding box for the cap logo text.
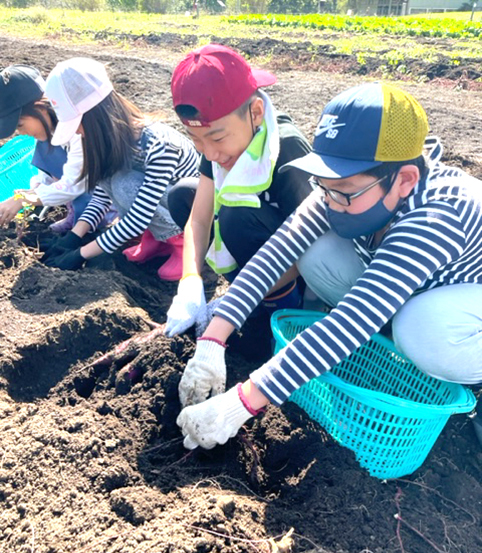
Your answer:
[315,114,345,140]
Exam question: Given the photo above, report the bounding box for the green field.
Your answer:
[1,7,481,75]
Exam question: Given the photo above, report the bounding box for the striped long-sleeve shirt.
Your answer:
[79,122,199,254]
[214,161,482,406]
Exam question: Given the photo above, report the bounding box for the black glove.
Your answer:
[41,231,83,262]
[44,248,85,270]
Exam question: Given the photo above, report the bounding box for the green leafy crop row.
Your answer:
[226,14,482,39]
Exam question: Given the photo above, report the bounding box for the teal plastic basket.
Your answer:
[271,309,476,479]
[0,136,37,202]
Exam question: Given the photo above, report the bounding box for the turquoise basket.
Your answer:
[0,136,37,202]
[271,309,476,479]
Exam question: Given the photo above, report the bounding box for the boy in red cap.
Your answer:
[165,44,313,337]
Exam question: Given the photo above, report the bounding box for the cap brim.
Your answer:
[0,108,21,140]
[252,68,277,88]
[51,115,82,146]
[279,151,383,179]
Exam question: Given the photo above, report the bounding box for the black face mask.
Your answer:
[326,170,403,239]
[326,195,404,239]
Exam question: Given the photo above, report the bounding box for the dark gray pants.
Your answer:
[167,178,287,268]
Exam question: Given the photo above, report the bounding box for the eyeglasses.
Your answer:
[309,174,389,207]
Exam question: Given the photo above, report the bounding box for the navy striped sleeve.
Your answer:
[214,189,329,327]
[77,187,113,230]
[250,201,466,405]
[96,141,181,253]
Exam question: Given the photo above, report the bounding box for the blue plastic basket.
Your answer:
[271,309,476,479]
[0,136,37,202]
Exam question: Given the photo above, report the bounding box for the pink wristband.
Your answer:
[197,336,227,349]
[236,383,266,416]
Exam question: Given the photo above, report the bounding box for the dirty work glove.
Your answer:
[177,385,253,450]
[179,338,227,408]
[194,296,224,338]
[41,231,83,262]
[165,275,205,337]
[43,247,85,270]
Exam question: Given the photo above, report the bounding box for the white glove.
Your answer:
[194,296,224,337]
[178,338,226,407]
[165,276,205,337]
[177,385,253,449]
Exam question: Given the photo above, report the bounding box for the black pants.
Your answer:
[168,178,287,268]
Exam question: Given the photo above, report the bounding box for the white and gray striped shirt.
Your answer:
[214,162,482,405]
[79,122,199,253]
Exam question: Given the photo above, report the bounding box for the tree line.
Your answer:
[0,0,323,14]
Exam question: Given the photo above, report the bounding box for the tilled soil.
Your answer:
[0,34,481,553]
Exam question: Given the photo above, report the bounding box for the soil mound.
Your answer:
[0,35,480,553]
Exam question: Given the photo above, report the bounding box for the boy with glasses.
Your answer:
[175,82,482,450]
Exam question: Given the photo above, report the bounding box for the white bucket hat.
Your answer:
[45,57,113,146]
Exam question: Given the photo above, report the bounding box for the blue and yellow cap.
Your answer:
[280,82,429,179]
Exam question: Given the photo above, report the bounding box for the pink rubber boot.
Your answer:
[123,229,172,263]
[157,233,183,281]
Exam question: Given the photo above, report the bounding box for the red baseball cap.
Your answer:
[171,44,277,127]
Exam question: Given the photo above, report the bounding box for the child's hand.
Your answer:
[178,337,226,408]
[165,275,206,337]
[177,385,253,450]
[0,197,24,227]
[41,231,83,262]
[43,248,85,270]
[194,297,223,337]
